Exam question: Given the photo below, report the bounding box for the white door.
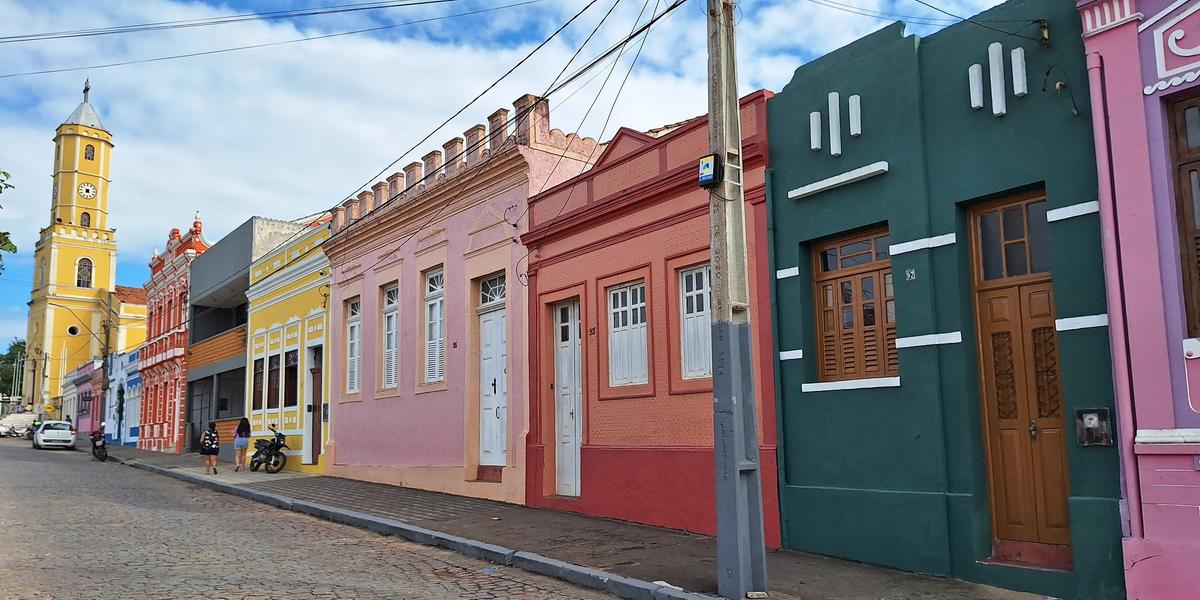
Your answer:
[479,307,508,466]
[554,300,583,496]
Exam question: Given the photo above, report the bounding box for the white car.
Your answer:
[33,421,76,450]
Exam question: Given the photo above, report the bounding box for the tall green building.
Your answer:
[766,0,1123,597]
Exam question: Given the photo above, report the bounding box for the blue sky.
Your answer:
[0,0,1000,344]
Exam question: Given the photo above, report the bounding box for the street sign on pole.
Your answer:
[705,0,769,598]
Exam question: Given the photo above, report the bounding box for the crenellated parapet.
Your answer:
[330,93,600,236]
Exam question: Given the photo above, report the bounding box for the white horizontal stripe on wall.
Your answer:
[776,266,799,280]
[779,349,804,361]
[801,376,900,392]
[1055,314,1109,331]
[787,162,889,200]
[888,233,957,256]
[1046,200,1100,222]
[895,331,963,348]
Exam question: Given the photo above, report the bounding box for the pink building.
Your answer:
[1078,0,1200,596]
[323,95,597,502]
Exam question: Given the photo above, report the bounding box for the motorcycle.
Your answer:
[249,424,287,474]
[90,421,108,462]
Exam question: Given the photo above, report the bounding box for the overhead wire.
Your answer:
[1,0,544,79]
[906,0,1041,40]
[0,0,468,44]
[515,0,664,285]
[331,0,636,283]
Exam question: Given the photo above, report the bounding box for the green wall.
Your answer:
[765,1,1123,598]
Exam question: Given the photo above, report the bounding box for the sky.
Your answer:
[0,0,1002,344]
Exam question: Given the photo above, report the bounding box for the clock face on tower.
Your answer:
[78,182,97,199]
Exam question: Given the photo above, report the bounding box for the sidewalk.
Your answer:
[105,445,1042,600]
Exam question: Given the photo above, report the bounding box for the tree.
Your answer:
[0,169,14,274]
[0,338,25,398]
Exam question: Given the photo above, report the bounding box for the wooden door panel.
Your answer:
[977,287,1039,542]
[1035,426,1072,543]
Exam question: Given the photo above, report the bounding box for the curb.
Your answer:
[110,455,720,600]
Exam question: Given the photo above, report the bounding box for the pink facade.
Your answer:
[1078,0,1200,596]
[323,95,598,502]
[140,216,208,453]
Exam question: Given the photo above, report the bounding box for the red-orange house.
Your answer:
[521,90,780,545]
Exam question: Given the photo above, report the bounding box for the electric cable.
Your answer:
[0,0,470,44]
[1,0,543,78]
[515,0,662,285]
[906,0,1041,41]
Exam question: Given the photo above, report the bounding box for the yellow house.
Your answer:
[245,220,331,473]
[23,81,146,413]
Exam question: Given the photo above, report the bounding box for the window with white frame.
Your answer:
[382,285,399,389]
[608,280,648,386]
[679,264,712,379]
[424,269,445,383]
[346,299,361,393]
[480,274,505,306]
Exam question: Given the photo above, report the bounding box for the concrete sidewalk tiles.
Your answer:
[104,446,1041,600]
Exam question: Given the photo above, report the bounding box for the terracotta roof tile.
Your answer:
[114,285,147,305]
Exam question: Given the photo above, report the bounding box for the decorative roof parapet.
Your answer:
[329,93,600,237]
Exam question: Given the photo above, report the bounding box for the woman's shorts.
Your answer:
[234,437,249,449]
[199,447,219,456]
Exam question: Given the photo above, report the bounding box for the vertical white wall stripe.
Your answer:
[1011,48,1028,97]
[969,64,984,110]
[988,43,1006,117]
[1124,0,1131,17]
[1103,1,1113,22]
[828,91,842,157]
[809,111,822,151]
[848,95,862,136]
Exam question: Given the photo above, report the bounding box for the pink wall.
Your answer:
[323,95,598,502]
[1079,0,1200,595]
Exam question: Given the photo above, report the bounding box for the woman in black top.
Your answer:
[200,421,220,475]
[233,417,251,472]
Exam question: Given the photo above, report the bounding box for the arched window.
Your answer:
[84,145,95,161]
[76,258,93,288]
[36,259,45,287]
[80,212,91,227]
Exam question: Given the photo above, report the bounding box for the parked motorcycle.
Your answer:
[90,422,108,462]
[249,424,287,474]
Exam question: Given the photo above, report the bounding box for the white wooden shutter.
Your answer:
[607,282,648,386]
[383,312,397,388]
[347,322,360,393]
[680,265,712,378]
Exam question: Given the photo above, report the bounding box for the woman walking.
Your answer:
[233,417,251,472]
[200,421,220,475]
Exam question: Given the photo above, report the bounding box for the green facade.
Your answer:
[765,1,1123,598]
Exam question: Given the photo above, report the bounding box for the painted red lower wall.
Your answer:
[527,444,782,548]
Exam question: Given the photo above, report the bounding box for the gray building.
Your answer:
[186,217,305,457]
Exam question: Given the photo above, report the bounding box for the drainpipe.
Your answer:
[1086,51,1142,538]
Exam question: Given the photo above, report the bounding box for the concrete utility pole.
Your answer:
[706,0,768,598]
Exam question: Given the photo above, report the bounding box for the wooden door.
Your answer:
[554,300,583,496]
[309,345,323,463]
[971,194,1071,547]
[479,308,508,467]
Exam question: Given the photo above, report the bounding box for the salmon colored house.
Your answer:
[521,90,780,545]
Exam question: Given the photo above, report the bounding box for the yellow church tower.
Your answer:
[23,81,147,414]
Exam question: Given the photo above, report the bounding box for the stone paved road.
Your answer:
[0,439,615,600]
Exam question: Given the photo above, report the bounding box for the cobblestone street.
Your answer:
[0,440,614,600]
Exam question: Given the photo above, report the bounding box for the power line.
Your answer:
[906,0,1041,41]
[1,0,543,79]
[333,0,688,285]
[332,0,629,282]
[516,0,663,284]
[0,0,468,44]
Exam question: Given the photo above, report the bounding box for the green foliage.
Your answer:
[0,339,25,397]
[0,169,14,274]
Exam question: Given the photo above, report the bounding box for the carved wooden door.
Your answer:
[971,194,1070,546]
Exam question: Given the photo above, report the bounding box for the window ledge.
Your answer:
[415,382,448,395]
[800,377,900,392]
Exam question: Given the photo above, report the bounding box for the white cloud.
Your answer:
[0,0,1004,343]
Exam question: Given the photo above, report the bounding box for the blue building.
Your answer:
[106,348,141,447]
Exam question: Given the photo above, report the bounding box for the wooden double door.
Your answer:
[971,194,1071,548]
